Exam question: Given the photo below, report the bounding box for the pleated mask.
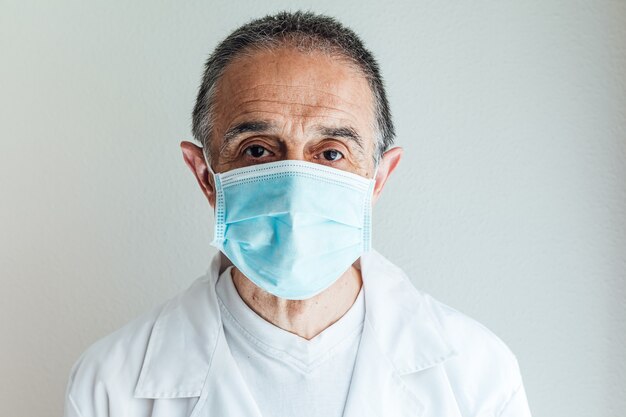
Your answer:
[206,157,376,300]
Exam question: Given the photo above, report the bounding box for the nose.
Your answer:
[283,142,308,162]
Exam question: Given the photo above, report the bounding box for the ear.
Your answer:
[180,141,216,207]
[372,146,403,205]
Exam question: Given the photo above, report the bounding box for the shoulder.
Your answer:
[64,277,205,417]
[65,302,164,410]
[427,293,519,369]
[64,273,220,416]
[424,292,525,414]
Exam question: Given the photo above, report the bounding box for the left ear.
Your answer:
[372,146,403,205]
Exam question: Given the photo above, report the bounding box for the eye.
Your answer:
[322,149,343,161]
[244,145,271,158]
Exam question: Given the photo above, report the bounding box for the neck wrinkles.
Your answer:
[231,265,363,340]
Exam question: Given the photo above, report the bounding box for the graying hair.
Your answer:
[191,10,395,164]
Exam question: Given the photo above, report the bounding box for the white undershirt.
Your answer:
[216,266,365,417]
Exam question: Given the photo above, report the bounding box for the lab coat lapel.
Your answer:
[190,330,263,417]
[342,318,425,417]
[133,253,224,398]
[342,250,459,417]
[134,252,232,399]
[135,251,263,417]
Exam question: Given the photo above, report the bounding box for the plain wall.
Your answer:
[1,1,624,416]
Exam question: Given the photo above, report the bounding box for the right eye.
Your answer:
[244,145,271,158]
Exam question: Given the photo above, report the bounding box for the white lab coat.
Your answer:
[64,249,532,417]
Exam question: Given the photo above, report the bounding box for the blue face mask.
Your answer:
[205,157,377,300]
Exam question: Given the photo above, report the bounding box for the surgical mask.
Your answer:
[204,155,377,300]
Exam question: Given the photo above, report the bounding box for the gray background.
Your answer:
[1,1,625,416]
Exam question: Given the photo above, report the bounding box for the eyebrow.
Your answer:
[221,120,365,151]
[316,125,364,150]
[223,120,276,143]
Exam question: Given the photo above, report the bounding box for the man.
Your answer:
[64,11,532,417]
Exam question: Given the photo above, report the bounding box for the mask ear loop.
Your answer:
[203,149,216,177]
[362,160,380,252]
[203,149,226,244]
[372,161,380,182]
[370,157,382,196]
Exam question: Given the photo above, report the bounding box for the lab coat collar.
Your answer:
[133,249,457,399]
[357,250,457,374]
[133,253,225,398]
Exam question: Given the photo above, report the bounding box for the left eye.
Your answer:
[322,149,343,161]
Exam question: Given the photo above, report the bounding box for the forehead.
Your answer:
[211,46,376,139]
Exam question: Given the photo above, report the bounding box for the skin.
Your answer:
[181,46,402,340]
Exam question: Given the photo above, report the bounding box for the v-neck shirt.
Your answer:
[215,265,365,417]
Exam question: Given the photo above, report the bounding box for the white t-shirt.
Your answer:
[215,266,365,417]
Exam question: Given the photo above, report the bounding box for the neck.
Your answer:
[231,265,363,340]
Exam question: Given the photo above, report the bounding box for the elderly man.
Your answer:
[64,11,532,417]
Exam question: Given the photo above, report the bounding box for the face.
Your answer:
[181,46,402,207]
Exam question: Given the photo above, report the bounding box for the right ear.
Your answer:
[180,141,216,208]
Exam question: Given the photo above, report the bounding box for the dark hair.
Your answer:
[191,10,394,163]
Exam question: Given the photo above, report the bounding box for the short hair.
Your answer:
[191,10,395,164]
